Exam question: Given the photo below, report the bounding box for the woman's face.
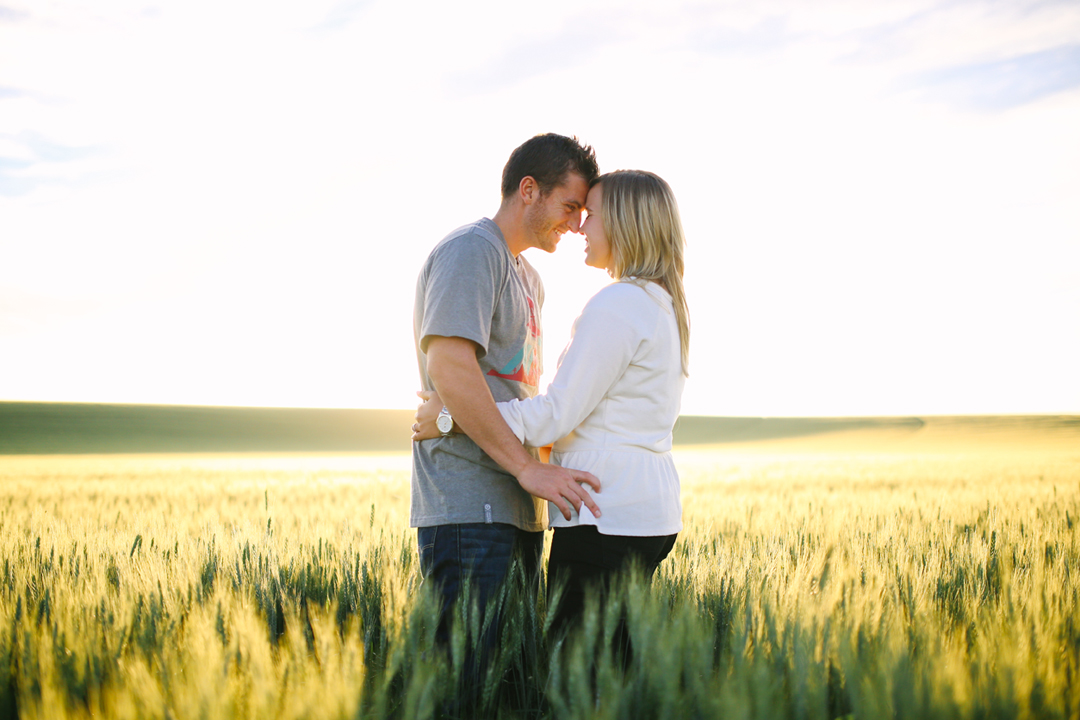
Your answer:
[580,184,613,272]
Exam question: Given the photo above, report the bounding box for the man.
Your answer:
[411,133,602,631]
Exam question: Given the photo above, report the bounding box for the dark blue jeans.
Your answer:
[417,523,544,646]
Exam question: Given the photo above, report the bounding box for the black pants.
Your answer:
[546,525,677,638]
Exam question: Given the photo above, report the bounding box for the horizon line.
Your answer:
[1,399,1076,420]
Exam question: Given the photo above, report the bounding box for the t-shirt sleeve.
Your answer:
[497,290,640,447]
[418,237,503,357]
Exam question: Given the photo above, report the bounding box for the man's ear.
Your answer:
[519,175,539,205]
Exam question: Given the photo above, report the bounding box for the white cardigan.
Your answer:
[498,280,685,536]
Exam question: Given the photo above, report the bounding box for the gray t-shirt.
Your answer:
[411,218,547,531]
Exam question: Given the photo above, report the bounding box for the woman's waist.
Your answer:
[551,447,674,461]
[551,434,673,455]
[549,447,678,476]
[546,458,682,533]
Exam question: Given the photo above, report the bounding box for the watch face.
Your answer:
[437,415,453,433]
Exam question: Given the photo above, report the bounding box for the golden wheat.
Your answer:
[1,431,1077,719]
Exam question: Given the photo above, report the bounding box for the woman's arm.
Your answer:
[416,337,601,520]
[413,285,644,452]
[498,291,641,448]
[412,390,552,460]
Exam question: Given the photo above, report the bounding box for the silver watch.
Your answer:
[436,406,454,436]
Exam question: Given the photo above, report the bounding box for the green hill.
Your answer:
[1,402,1077,454]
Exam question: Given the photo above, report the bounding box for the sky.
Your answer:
[1,0,1078,417]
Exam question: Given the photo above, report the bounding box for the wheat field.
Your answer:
[1,420,1078,719]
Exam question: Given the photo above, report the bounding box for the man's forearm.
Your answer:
[424,335,602,521]
[427,338,535,478]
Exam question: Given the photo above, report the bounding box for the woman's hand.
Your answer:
[412,390,444,441]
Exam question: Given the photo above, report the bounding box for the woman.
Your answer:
[414,169,690,633]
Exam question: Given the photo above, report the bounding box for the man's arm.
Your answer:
[426,335,601,521]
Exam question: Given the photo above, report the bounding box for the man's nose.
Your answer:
[568,211,582,234]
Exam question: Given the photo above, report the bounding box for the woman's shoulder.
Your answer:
[591,279,647,301]
[586,280,670,312]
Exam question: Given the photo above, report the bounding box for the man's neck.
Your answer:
[491,203,528,258]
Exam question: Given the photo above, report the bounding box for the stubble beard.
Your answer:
[524,203,559,253]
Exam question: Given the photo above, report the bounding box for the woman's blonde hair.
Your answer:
[597,170,690,375]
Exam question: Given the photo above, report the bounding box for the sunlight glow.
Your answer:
[1,0,1078,415]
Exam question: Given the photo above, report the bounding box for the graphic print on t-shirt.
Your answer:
[487,296,541,386]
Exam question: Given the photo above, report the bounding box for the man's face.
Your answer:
[523,172,589,253]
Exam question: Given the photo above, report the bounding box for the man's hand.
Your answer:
[516,461,601,521]
[412,390,443,441]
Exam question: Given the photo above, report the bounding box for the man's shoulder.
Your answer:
[432,219,507,257]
